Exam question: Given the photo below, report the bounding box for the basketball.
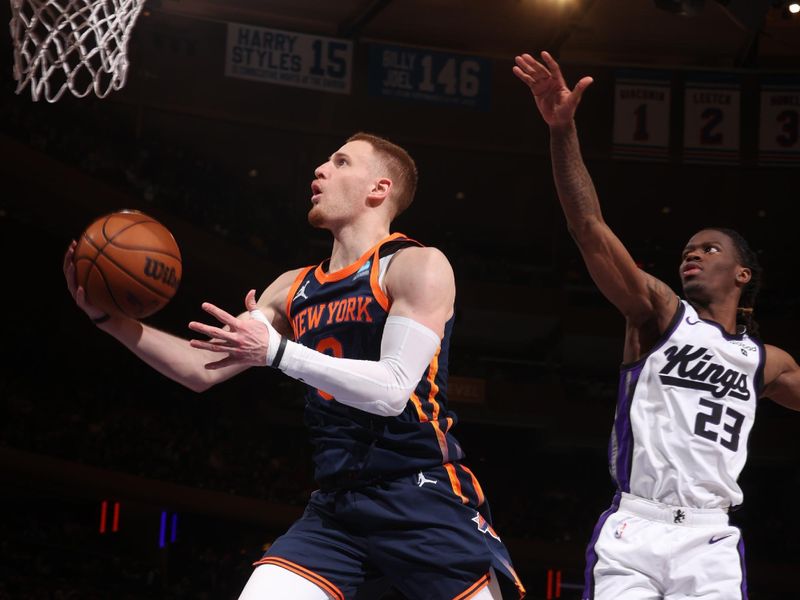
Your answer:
[73,210,182,319]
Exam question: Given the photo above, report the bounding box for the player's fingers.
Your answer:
[573,76,594,98]
[204,355,238,370]
[514,54,549,79]
[190,338,233,353]
[200,302,240,327]
[65,262,77,292]
[188,320,236,341]
[512,65,535,87]
[244,289,258,312]
[540,51,562,77]
[62,242,75,273]
[569,77,594,107]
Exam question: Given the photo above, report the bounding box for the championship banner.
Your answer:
[612,70,671,162]
[683,75,741,165]
[367,43,492,110]
[758,77,800,167]
[225,23,352,94]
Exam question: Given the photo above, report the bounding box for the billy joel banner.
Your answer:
[368,43,492,110]
[683,75,741,165]
[225,23,353,94]
[613,70,671,162]
[759,77,800,167]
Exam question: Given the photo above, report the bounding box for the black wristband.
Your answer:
[271,336,288,368]
[92,313,111,324]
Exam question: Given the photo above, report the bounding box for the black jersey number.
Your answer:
[694,398,745,452]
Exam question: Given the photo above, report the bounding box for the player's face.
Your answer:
[308,140,381,229]
[679,230,748,305]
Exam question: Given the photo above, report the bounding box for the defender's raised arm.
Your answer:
[514,51,676,339]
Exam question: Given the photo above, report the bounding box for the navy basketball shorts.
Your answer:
[254,464,526,600]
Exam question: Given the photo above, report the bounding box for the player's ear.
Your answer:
[736,267,751,285]
[366,178,391,207]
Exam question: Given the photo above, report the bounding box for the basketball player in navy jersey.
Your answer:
[64,133,525,599]
[513,52,800,599]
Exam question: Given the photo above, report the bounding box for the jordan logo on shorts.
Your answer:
[673,509,686,524]
[416,472,437,487]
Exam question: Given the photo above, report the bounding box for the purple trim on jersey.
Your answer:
[582,492,621,600]
[753,337,767,398]
[611,363,643,492]
[737,534,749,599]
[610,302,685,493]
[618,300,686,371]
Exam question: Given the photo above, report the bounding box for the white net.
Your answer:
[9,0,146,102]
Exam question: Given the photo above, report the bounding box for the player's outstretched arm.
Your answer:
[64,240,296,392]
[763,345,800,411]
[513,51,674,327]
[191,248,452,417]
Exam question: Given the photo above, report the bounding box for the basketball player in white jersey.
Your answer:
[514,51,800,599]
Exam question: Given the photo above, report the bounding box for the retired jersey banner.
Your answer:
[225,23,352,94]
[683,75,741,165]
[367,43,492,110]
[758,77,800,167]
[612,70,671,162]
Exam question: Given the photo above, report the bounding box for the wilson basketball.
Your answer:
[73,210,182,319]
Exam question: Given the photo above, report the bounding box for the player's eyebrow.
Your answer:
[329,151,351,162]
[683,240,723,253]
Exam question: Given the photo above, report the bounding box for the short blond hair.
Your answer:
[347,132,418,218]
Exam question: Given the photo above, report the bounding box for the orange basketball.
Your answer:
[73,210,182,319]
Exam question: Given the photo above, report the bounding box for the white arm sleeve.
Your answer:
[256,315,440,417]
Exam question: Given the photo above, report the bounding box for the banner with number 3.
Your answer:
[759,78,800,167]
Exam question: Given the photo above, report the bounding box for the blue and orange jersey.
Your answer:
[285,232,466,487]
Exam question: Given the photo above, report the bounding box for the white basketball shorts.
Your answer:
[582,493,747,600]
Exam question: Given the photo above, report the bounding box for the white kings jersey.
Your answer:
[609,300,766,509]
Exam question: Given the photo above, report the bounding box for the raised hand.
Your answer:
[188,289,270,369]
[513,51,593,128]
[63,240,109,321]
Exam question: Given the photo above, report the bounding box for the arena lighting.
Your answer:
[99,500,121,533]
[159,510,179,547]
[790,2,800,13]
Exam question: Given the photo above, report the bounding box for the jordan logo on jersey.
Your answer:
[659,344,750,401]
[293,281,310,301]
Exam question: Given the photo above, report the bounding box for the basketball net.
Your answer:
[9,0,146,102]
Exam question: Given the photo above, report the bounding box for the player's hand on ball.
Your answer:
[63,240,108,322]
[188,290,270,369]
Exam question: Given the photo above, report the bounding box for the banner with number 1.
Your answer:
[612,71,671,162]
